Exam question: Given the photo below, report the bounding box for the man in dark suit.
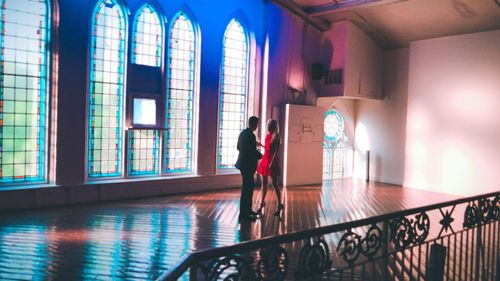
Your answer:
[235,116,262,222]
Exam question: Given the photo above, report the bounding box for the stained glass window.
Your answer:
[323,147,332,180]
[127,129,159,176]
[87,0,126,178]
[217,19,248,169]
[164,12,196,173]
[0,0,50,183]
[324,109,344,143]
[323,110,348,180]
[332,136,347,179]
[132,4,162,67]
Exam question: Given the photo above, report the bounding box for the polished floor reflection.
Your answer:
[0,180,459,280]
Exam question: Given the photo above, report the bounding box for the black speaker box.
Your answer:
[311,63,324,80]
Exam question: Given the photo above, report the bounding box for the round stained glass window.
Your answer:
[324,109,344,143]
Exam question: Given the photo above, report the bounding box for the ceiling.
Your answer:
[287,0,500,48]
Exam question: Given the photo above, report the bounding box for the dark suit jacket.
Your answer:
[235,128,261,172]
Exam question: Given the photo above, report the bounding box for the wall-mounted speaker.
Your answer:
[311,63,324,80]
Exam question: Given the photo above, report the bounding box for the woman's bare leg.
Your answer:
[259,175,268,208]
[271,175,281,204]
[272,175,283,216]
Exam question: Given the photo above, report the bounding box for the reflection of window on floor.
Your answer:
[323,110,350,180]
[0,225,48,279]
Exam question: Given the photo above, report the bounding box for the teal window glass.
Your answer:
[164,13,196,173]
[323,109,347,180]
[217,19,248,169]
[332,135,347,179]
[0,0,50,183]
[127,129,159,176]
[324,109,343,143]
[132,4,162,67]
[87,0,126,178]
[323,147,332,180]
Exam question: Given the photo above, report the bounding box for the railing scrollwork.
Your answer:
[337,229,362,264]
[463,196,500,229]
[335,223,384,266]
[389,212,430,250]
[463,201,479,228]
[205,255,256,281]
[360,224,383,258]
[256,245,288,281]
[295,236,331,277]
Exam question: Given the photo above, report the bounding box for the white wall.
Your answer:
[353,49,409,184]
[404,30,500,196]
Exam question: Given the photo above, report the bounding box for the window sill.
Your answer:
[0,183,59,192]
[216,168,240,176]
[85,173,202,185]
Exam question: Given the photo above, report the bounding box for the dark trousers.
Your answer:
[239,169,255,217]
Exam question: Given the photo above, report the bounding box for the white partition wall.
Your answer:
[282,104,324,187]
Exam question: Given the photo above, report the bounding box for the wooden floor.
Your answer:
[0,179,460,280]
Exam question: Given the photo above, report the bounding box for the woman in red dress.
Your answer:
[257,119,283,216]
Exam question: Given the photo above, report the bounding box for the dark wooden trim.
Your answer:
[270,0,330,31]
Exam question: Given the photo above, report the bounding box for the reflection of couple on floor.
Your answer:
[235,116,283,223]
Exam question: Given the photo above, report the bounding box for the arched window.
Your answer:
[324,109,344,143]
[164,12,197,173]
[323,109,346,180]
[87,0,126,178]
[217,19,249,169]
[0,0,51,183]
[132,4,162,67]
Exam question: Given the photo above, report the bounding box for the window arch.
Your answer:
[217,19,249,169]
[131,4,162,67]
[164,12,197,173]
[0,0,51,183]
[323,109,347,180]
[87,0,127,178]
[324,109,344,143]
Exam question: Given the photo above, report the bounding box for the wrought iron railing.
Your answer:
[158,191,499,281]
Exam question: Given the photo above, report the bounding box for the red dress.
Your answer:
[257,133,281,177]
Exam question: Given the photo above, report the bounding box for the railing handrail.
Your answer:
[158,190,499,281]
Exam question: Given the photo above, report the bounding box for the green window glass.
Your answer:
[87,0,126,178]
[217,19,249,169]
[0,0,50,183]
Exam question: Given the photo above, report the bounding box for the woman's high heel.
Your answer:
[273,203,284,216]
[257,202,266,215]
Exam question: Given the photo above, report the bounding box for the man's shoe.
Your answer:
[238,214,257,222]
[247,213,258,221]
